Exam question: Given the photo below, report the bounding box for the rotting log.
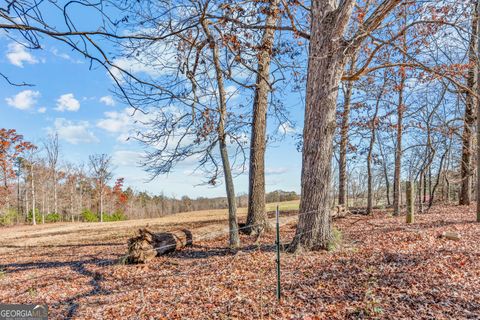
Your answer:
[331,205,350,219]
[126,228,192,264]
[440,231,461,241]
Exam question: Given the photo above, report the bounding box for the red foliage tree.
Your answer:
[0,128,36,208]
[113,178,128,212]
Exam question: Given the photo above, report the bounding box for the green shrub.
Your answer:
[45,213,61,223]
[27,209,41,224]
[0,209,20,226]
[103,211,127,222]
[81,209,99,222]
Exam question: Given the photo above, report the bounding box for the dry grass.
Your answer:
[0,200,300,254]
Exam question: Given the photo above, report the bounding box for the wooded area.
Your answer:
[1,0,480,318]
[0,130,298,224]
[2,0,480,249]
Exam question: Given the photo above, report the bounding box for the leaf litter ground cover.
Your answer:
[0,204,479,319]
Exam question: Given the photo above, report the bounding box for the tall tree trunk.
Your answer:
[429,147,448,208]
[53,170,57,214]
[246,0,280,235]
[423,173,427,204]
[289,0,356,252]
[378,133,391,206]
[338,76,353,206]
[70,180,75,222]
[338,55,358,206]
[100,187,104,222]
[202,18,240,247]
[367,91,381,214]
[25,178,29,222]
[392,78,405,216]
[475,0,480,222]
[31,164,36,225]
[418,171,423,213]
[393,5,408,216]
[461,3,479,205]
[290,0,400,251]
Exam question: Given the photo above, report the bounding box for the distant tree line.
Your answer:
[0,129,298,225]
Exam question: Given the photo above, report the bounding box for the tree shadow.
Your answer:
[169,242,277,260]
[0,242,122,249]
[0,255,118,319]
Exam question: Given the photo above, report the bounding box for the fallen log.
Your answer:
[331,204,350,219]
[126,227,192,264]
[439,231,461,241]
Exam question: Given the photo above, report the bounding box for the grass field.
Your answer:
[0,200,300,254]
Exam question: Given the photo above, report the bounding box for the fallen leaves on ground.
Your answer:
[1,204,479,319]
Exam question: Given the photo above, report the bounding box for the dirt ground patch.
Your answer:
[0,204,479,319]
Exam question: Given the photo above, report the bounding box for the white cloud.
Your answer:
[112,150,144,166]
[97,110,131,133]
[55,93,80,112]
[50,118,98,144]
[99,95,116,107]
[6,43,38,67]
[5,90,40,110]
[38,107,47,113]
[110,57,161,81]
[97,107,154,142]
[278,122,296,135]
[109,41,178,82]
[265,167,288,175]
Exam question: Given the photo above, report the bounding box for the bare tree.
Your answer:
[44,134,59,214]
[89,154,113,222]
[461,0,479,205]
[245,0,281,235]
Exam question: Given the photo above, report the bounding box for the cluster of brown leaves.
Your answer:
[0,205,479,319]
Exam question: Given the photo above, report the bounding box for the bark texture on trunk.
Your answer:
[245,0,280,235]
[290,0,401,251]
[289,0,355,252]
[460,3,478,205]
[126,228,192,264]
[474,0,480,222]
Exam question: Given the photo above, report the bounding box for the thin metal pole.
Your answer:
[275,204,281,301]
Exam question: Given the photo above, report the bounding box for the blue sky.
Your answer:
[0,35,303,198]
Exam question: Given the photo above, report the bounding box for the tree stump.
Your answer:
[126,227,192,264]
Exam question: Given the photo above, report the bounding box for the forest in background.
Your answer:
[0,129,298,225]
